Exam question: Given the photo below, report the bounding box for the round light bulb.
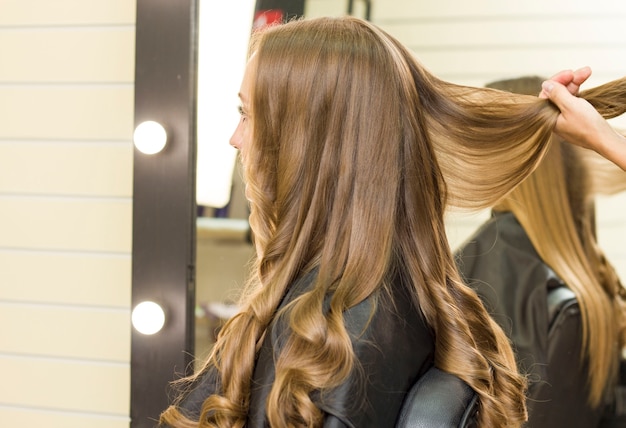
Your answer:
[132,301,165,335]
[133,121,167,154]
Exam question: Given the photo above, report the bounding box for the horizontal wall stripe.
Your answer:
[0,352,129,367]
[381,18,626,47]
[0,86,134,140]
[0,24,135,31]
[0,197,132,253]
[406,47,626,77]
[0,28,135,83]
[0,194,132,202]
[375,14,626,26]
[372,1,626,21]
[0,141,133,197]
[0,246,130,256]
[0,82,133,88]
[304,0,345,18]
[0,0,135,26]
[0,405,130,428]
[0,355,129,415]
[0,246,129,307]
[405,48,626,89]
[0,351,129,368]
[0,300,130,313]
[0,303,130,362]
[0,138,131,144]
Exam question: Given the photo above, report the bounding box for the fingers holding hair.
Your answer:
[539,66,592,99]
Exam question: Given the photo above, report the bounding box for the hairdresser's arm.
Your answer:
[541,79,626,171]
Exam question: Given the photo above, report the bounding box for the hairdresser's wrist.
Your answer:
[596,130,626,171]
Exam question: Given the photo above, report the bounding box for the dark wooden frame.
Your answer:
[131,0,198,426]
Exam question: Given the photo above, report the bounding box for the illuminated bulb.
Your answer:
[133,121,167,154]
[132,301,165,335]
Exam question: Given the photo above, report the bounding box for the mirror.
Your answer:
[192,0,307,366]
[193,0,378,370]
[192,0,381,369]
[193,0,256,367]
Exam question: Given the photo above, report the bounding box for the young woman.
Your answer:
[160,17,626,427]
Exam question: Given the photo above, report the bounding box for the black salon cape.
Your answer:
[455,212,603,427]
[169,269,434,427]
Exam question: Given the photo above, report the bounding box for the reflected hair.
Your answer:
[491,76,626,407]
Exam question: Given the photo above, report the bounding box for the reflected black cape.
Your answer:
[455,212,603,427]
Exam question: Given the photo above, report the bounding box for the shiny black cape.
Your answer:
[172,269,434,427]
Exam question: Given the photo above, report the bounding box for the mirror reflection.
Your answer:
[192,0,378,366]
[195,160,252,365]
[192,0,318,365]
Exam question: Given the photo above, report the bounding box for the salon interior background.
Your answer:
[1,0,625,426]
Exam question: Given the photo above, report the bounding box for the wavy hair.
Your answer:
[490,76,626,407]
[161,17,626,427]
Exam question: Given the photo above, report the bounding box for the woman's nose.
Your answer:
[229,130,240,150]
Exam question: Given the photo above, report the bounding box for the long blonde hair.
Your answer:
[161,17,626,428]
[490,76,626,407]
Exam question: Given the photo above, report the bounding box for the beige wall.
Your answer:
[0,1,134,426]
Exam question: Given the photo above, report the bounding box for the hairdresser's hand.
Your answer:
[541,76,626,171]
[539,66,592,98]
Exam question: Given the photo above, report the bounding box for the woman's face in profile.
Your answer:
[230,54,257,159]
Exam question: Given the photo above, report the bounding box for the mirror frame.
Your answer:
[131,0,198,426]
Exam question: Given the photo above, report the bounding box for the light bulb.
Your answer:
[133,121,167,154]
[132,301,166,335]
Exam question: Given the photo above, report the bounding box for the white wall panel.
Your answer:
[384,17,626,47]
[0,1,134,422]
[0,86,134,141]
[0,0,135,26]
[0,303,130,362]
[596,193,626,281]
[0,249,130,307]
[0,196,132,253]
[372,0,626,21]
[0,405,128,428]
[0,28,135,83]
[0,406,129,428]
[0,142,132,197]
[0,355,129,415]
[411,47,625,87]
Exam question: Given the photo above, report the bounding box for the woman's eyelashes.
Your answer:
[237,105,248,122]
